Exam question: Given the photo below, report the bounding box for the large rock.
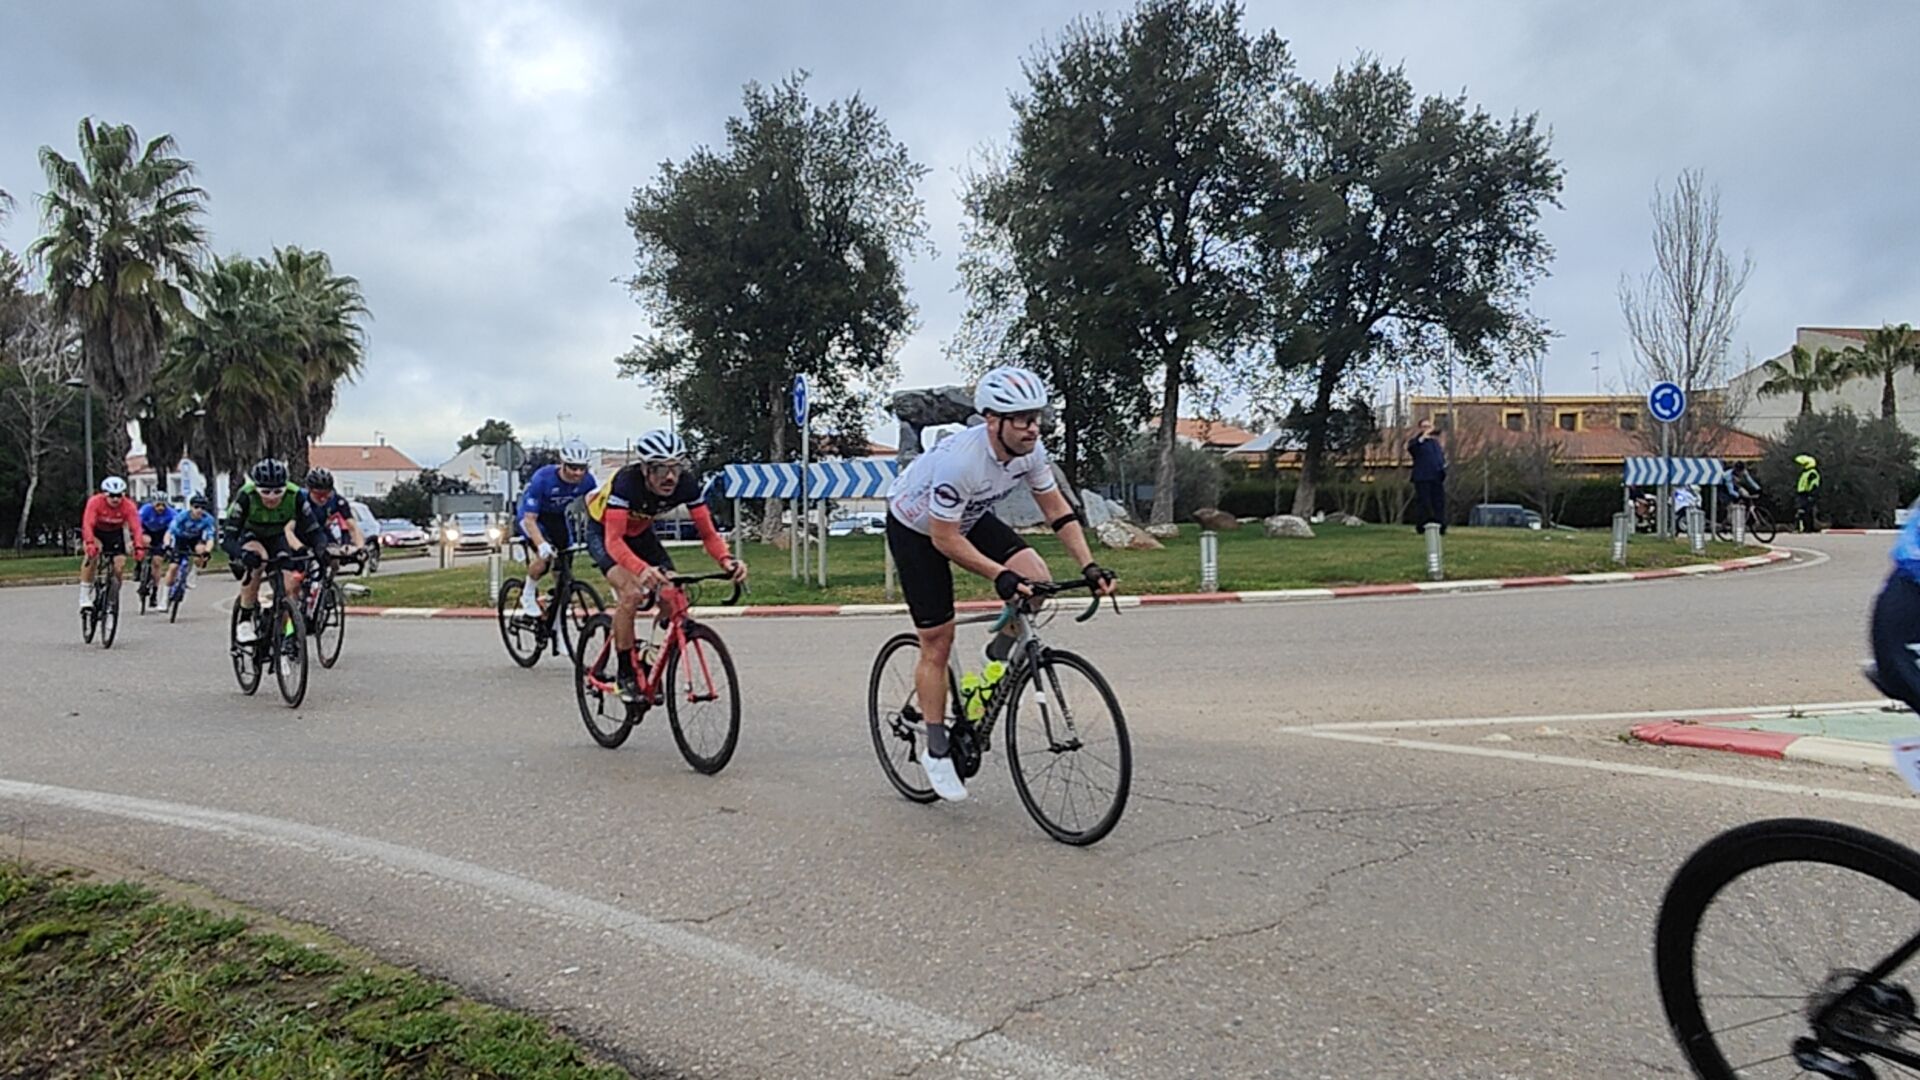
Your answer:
[1336,512,1366,527]
[1263,514,1316,539]
[1146,523,1180,539]
[1097,519,1164,551]
[996,483,1046,528]
[1192,507,1239,531]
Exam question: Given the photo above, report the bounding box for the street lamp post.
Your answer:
[63,374,93,491]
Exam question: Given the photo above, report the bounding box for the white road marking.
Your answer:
[1302,700,1893,732]
[0,778,1113,1080]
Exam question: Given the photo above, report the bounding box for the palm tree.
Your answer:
[1839,322,1920,421]
[269,246,368,477]
[29,119,207,472]
[1757,344,1846,416]
[147,256,306,488]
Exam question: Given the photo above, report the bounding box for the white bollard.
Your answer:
[1199,530,1219,591]
[1731,502,1748,545]
[1611,512,1630,565]
[1687,507,1706,555]
[487,550,502,603]
[1424,522,1443,581]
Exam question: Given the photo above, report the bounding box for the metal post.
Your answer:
[884,538,897,601]
[1732,502,1748,545]
[82,381,94,492]
[1658,421,1672,539]
[798,420,810,578]
[486,550,502,603]
[1611,512,1630,565]
[1424,522,1444,581]
[733,495,742,548]
[1687,506,1706,555]
[1199,530,1219,591]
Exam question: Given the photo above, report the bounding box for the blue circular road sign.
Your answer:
[1648,381,1687,424]
[792,374,809,427]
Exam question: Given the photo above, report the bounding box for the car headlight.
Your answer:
[444,528,459,542]
[488,527,502,541]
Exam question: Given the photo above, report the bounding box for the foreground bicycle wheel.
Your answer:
[665,623,740,774]
[1656,817,1920,1078]
[572,613,634,748]
[1004,649,1131,845]
[867,632,959,804]
[313,580,345,669]
[273,595,308,708]
[231,600,262,695]
[1749,507,1778,544]
[98,577,120,650]
[496,578,544,668]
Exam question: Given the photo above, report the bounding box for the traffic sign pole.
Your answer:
[1647,382,1688,540]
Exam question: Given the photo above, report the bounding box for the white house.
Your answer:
[309,443,422,500]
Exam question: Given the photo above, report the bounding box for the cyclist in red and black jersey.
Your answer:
[79,476,147,609]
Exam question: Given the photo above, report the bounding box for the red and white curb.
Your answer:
[344,549,1790,621]
[1823,529,1899,535]
[1633,710,1900,772]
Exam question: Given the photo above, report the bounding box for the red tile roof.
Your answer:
[1154,417,1257,447]
[309,444,422,471]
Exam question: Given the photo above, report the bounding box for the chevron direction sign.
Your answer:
[719,460,899,500]
[1624,457,1725,486]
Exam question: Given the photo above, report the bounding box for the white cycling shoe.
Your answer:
[921,751,969,802]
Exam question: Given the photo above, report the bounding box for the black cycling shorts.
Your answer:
[90,527,127,559]
[585,520,675,577]
[143,527,168,553]
[1872,572,1920,715]
[886,512,1029,629]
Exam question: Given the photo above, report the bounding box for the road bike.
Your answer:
[498,542,604,668]
[1712,499,1778,544]
[163,545,208,624]
[230,551,311,708]
[573,572,742,773]
[300,546,355,670]
[134,549,159,614]
[867,579,1130,845]
[79,561,121,649]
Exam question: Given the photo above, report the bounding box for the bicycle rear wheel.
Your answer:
[1004,649,1131,845]
[231,600,263,695]
[558,579,604,660]
[273,596,308,708]
[496,578,544,668]
[665,623,740,774]
[313,581,345,668]
[572,613,634,748]
[1656,817,1920,1079]
[1751,506,1778,544]
[866,632,958,804]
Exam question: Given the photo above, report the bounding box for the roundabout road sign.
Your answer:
[1648,381,1687,424]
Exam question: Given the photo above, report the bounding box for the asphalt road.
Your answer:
[2,535,1910,1078]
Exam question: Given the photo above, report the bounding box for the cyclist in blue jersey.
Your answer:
[1871,499,1920,713]
[138,493,176,597]
[513,438,597,620]
[164,495,219,592]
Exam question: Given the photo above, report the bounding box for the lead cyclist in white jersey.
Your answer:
[885,366,1117,801]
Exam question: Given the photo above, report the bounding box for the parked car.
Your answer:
[1468,503,1543,529]
[828,512,886,537]
[444,512,504,553]
[379,518,431,553]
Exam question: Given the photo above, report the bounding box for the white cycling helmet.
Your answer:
[974,366,1050,415]
[100,476,128,495]
[559,437,592,467]
[634,429,688,464]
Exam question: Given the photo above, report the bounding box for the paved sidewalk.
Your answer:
[1633,704,1920,772]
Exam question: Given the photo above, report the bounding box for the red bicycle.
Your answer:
[572,571,743,773]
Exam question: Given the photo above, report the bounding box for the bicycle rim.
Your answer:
[1005,649,1131,845]
[866,633,946,804]
[666,624,740,774]
[496,578,542,668]
[561,580,604,659]
[1656,818,1920,1078]
[1753,510,1778,544]
[231,601,262,695]
[274,598,308,708]
[572,614,633,748]
[100,581,119,649]
[315,584,345,669]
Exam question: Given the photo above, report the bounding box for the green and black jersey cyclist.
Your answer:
[221,458,311,644]
[885,366,1117,802]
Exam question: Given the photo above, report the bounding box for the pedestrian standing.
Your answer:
[1408,419,1447,534]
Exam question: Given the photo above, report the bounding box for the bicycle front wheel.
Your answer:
[572,613,633,748]
[665,623,741,774]
[1656,817,1920,1079]
[1004,649,1131,845]
[496,578,543,668]
[231,600,262,695]
[99,578,120,649]
[867,632,957,804]
[314,581,345,669]
[273,597,308,708]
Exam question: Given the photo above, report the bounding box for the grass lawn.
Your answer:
[0,550,234,586]
[350,525,1753,609]
[0,862,627,1078]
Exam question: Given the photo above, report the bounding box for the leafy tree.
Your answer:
[964,0,1289,522]
[0,265,82,551]
[1263,58,1561,517]
[368,469,471,525]
[518,445,562,483]
[1757,344,1846,417]
[29,119,208,469]
[1101,431,1225,523]
[271,246,368,476]
[1758,409,1919,528]
[620,73,928,532]
[1839,322,1920,421]
[457,418,518,452]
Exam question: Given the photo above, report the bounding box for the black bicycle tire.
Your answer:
[100,575,119,649]
[314,582,345,669]
[866,632,948,804]
[135,559,149,615]
[1004,648,1131,846]
[572,613,633,748]
[496,578,543,669]
[230,600,263,695]
[558,579,605,660]
[274,594,308,708]
[1751,507,1778,544]
[665,623,741,774]
[1655,817,1920,1079]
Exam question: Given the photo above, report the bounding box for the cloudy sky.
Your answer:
[3,1,1917,468]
